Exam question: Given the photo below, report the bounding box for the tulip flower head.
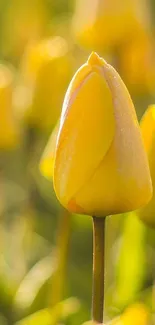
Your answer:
[72,0,150,52]
[138,105,155,227]
[120,34,155,95]
[40,52,152,217]
[1,0,49,60]
[15,37,73,131]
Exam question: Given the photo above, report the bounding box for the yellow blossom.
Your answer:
[72,0,150,52]
[40,120,60,180]
[40,52,152,217]
[1,0,49,60]
[15,37,73,131]
[119,34,155,95]
[138,105,155,227]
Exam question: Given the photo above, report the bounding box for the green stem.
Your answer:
[92,216,106,323]
[50,209,71,307]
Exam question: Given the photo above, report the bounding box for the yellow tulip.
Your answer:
[72,0,150,52]
[138,105,155,227]
[119,34,155,95]
[110,303,149,325]
[15,37,73,131]
[40,52,152,217]
[1,0,49,60]
[0,64,18,150]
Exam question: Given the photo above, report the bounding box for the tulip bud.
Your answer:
[41,52,152,217]
[138,105,155,227]
[72,0,150,52]
[0,64,18,150]
[15,37,73,131]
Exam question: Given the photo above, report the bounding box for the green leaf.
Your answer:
[14,255,55,311]
[112,211,147,309]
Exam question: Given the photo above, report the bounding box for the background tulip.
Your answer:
[15,37,73,132]
[53,52,152,217]
[138,105,155,227]
[1,0,50,62]
[119,33,155,96]
[40,121,60,180]
[72,0,150,52]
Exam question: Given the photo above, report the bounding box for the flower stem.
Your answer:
[92,216,106,323]
[50,209,71,307]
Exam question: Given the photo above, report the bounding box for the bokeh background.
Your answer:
[0,0,155,324]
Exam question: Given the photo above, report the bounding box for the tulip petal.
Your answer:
[54,69,115,207]
[39,62,92,180]
[60,63,92,124]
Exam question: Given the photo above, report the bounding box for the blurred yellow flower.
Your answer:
[1,0,49,60]
[40,120,60,180]
[0,64,18,150]
[119,34,155,95]
[15,37,73,131]
[40,52,152,217]
[72,0,150,52]
[110,303,149,325]
[138,105,155,227]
